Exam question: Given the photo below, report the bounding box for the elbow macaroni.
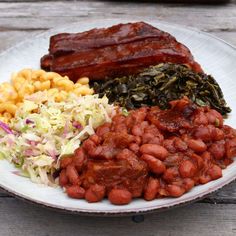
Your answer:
[0,69,94,123]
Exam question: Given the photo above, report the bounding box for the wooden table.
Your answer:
[0,1,236,235]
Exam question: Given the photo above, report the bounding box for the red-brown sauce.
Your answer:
[59,98,236,205]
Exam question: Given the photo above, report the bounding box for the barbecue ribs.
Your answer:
[41,22,202,82]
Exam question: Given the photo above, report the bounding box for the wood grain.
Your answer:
[1,198,236,236]
[0,2,236,235]
[0,1,235,36]
[0,1,235,50]
[0,0,235,2]
[0,0,235,203]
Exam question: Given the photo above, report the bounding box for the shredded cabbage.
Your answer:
[0,92,115,186]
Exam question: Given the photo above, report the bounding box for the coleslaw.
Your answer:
[0,91,115,186]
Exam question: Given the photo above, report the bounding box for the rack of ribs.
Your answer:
[41,22,203,82]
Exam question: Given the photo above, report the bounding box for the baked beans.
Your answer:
[59,98,236,205]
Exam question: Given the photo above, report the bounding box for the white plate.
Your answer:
[0,18,236,216]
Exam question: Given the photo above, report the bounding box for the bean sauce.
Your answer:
[59,97,236,205]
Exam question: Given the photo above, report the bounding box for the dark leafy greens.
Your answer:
[92,63,231,115]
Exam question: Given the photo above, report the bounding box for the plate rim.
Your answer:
[1,168,236,217]
[0,18,236,216]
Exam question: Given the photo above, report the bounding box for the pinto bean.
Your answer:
[89,134,101,145]
[140,144,168,160]
[211,128,224,141]
[96,123,111,137]
[202,151,212,161]
[206,110,223,127]
[163,139,176,153]
[143,124,164,144]
[66,165,80,185]
[60,156,73,168]
[66,185,85,199]
[163,167,179,182]
[87,145,103,159]
[166,184,185,197]
[148,137,162,145]
[85,184,106,203]
[183,178,195,191]
[108,189,132,205]
[223,125,236,139]
[208,165,222,180]
[164,154,182,167]
[144,125,163,138]
[171,178,184,187]
[225,138,236,158]
[74,148,85,159]
[208,142,225,160]
[116,149,135,160]
[144,178,160,201]
[66,103,235,204]
[132,109,147,123]
[187,139,207,153]
[133,136,142,145]
[207,125,225,141]
[191,153,204,169]
[82,139,96,152]
[142,132,155,144]
[73,148,86,172]
[131,125,143,136]
[174,138,188,151]
[59,169,68,186]
[193,111,208,125]
[179,160,197,178]
[140,121,149,129]
[124,115,133,128]
[129,143,140,153]
[199,175,211,184]
[112,114,126,123]
[113,123,128,133]
[181,134,189,142]
[194,126,212,142]
[141,154,166,175]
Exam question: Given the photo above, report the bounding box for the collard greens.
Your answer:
[92,63,231,115]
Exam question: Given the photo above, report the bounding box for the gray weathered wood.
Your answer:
[0,2,235,48]
[203,181,236,203]
[0,0,235,2]
[0,2,236,235]
[0,1,235,36]
[0,1,236,202]
[1,198,236,236]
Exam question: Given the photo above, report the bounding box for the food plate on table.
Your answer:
[0,18,236,216]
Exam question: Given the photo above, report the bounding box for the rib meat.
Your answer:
[41,22,203,82]
[81,159,148,198]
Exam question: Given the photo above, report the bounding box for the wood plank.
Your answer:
[0,0,235,205]
[0,190,9,197]
[0,2,235,235]
[0,198,236,236]
[0,2,235,45]
[0,0,235,2]
[0,1,235,34]
[203,181,236,203]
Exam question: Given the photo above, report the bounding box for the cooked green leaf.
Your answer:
[92,63,231,115]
